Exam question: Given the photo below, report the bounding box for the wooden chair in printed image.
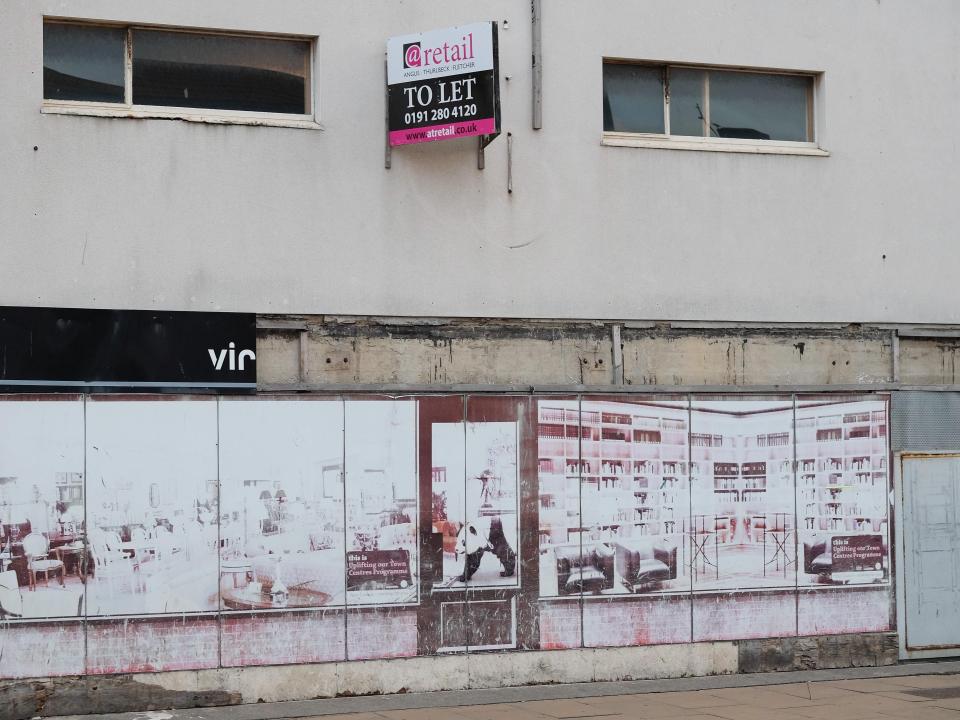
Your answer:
[749,514,767,544]
[137,526,180,594]
[22,533,65,591]
[714,515,731,544]
[88,530,142,595]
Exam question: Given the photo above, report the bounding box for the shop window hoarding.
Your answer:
[0,393,891,679]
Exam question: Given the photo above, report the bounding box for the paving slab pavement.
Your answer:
[45,660,960,720]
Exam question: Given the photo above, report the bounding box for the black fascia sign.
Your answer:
[0,306,256,393]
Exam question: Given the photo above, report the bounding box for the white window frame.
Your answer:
[601,60,827,157]
[41,19,321,131]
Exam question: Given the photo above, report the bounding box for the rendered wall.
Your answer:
[0,393,892,681]
[3,0,960,322]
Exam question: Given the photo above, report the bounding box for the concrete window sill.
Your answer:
[602,132,829,157]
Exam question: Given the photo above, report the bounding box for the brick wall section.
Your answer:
[583,595,693,648]
[345,607,418,660]
[538,599,582,649]
[0,622,84,679]
[542,587,891,650]
[86,617,219,674]
[221,610,346,667]
[693,590,797,641]
[798,586,893,635]
[0,589,893,680]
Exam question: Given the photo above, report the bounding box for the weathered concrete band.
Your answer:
[0,632,897,720]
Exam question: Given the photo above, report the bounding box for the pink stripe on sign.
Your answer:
[390,118,497,146]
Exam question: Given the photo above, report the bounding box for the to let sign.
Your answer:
[387,21,500,146]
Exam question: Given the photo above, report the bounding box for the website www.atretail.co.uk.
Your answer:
[390,118,495,146]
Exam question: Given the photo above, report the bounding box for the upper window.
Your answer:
[43,21,315,126]
[602,61,819,152]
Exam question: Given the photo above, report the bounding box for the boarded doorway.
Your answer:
[901,455,960,656]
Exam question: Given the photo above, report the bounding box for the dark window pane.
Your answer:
[668,68,707,137]
[708,71,812,142]
[132,30,310,114]
[43,23,125,102]
[603,64,664,134]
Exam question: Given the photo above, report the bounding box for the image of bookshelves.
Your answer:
[537,399,689,597]
[689,401,796,591]
[795,399,889,586]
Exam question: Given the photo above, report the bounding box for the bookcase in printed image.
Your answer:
[795,400,889,585]
[537,402,583,552]
[537,400,688,597]
[689,404,795,590]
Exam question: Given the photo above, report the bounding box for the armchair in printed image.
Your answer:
[803,538,833,579]
[614,537,678,592]
[553,541,615,595]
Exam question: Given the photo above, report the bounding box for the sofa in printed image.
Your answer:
[553,542,615,595]
[614,538,678,592]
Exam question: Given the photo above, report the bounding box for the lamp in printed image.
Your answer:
[269,556,289,607]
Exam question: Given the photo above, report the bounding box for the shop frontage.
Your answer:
[5,307,960,707]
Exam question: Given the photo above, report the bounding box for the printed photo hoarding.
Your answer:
[432,421,519,589]
[796,398,889,588]
[84,398,220,616]
[219,397,345,611]
[537,399,690,598]
[689,398,796,592]
[344,400,418,605]
[0,397,85,620]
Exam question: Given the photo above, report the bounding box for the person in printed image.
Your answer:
[478,469,493,506]
[25,484,53,536]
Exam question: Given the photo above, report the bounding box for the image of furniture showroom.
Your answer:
[1,399,86,620]
[219,398,346,611]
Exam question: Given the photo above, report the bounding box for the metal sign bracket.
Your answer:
[384,55,392,169]
[477,131,500,170]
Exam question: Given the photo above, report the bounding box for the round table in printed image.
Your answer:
[220,586,332,610]
[53,542,88,580]
[220,559,254,588]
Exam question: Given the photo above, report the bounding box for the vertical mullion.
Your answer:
[702,71,710,138]
[82,394,89,671]
[124,28,133,107]
[792,394,799,637]
[215,397,222,668]
[305,40,314,118]
[663,66,671,136]
[341,397,348,657]
[577,394,584,648]
[686,394,693,643]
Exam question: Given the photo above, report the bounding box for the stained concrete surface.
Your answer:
[44,661,960,720]
[256,319,960,389]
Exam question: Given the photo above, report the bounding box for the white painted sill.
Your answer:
[42,103,322,131]
[602,132,829,157]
